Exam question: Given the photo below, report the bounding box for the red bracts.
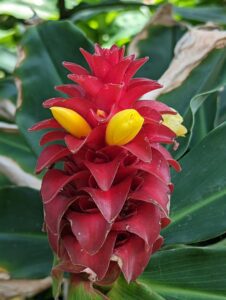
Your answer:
[30,45,182,284]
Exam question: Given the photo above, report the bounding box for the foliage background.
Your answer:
[0,0,226,299]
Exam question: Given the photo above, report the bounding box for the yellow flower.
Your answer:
[162,111,187,137]
[50,107,91,138]
[106,109,144,145]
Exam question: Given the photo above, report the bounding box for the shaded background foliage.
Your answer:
[0,0,226,299]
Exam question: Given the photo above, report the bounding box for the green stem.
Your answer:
[58,0,67,19]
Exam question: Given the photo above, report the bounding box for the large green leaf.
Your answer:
[163,121,226,245]
[108,247,226,300]
[108,276,165,300]
[159,48,226,114]
[0,187,51,278]
[174,6,226,25]
[135,25,186,80]
[68,282,105,300]
[0,131,37,174]
[189,92,219,147]
[160,48,226,158]
[216,87,226,125]
[16,21,93,156]
[73,6,150,46]
[0,77,17,122]
[0,0,58,20]
[70,0,154,22]
[100,9,150,47]
[0,77,17,104]
[138,247,226,300]
[0,45,17,73]
[0,173,11,187]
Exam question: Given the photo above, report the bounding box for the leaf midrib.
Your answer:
[139,280,226,299]
[0,135,31,152]
[170,185,226,224]
[0,232,47,239]
[36,24,65,86]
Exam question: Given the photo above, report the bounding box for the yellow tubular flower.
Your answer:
[50,107,92,138]
[162,112,187,137]
[106,109,144,146]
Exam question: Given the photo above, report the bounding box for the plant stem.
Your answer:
[58,0,67,19]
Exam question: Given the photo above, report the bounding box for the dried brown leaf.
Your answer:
[0,277,51,299]
[144,24,226,99]
[0,156,41,189]
[128,4,180,56]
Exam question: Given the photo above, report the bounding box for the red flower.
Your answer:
[30,45,184,284]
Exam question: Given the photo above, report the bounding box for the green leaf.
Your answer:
[138,247,226,300]
[0,173,11,187]
[16,21,93,156]
[174,6,226,25]
[163,121,226,245]
[0,0,59,20]
[135,25,186,80]
[0,45,17,73]
[52,255,63,300]
[210,238,226,248]
[0,77,17,104]
[70,0,154,22]
[160,48,226,158]
[160,48,226,114]
[68,279,105,300]
[0,131,37,174]
[108,276,165,300]
[189,92,219,147]
[100,9,150,47]
[0,187,52,278]
[216,87,226,125]
[0,77,17,122]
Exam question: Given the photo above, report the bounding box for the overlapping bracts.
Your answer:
[30,45,182,284]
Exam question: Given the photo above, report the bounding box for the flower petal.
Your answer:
[68,74,103,97]
[40,131,66,146]
[63,232,117,281]
[91,55,111,79]
[29,118,61,131]
[44,194,75,234]
[123,132,152,163]
[36,145,70,174]
[96,262,121,286]
[43,97,95,124]
[152,143,181,172]
[83,177,132,222]
[65,125,106,154]
[135,100,176,114]
[113,203,161,246]
[131,173,170,214]
[105,59,132,84]
[143,122,176,144]
[137,106,162,122]
[135,147,170,183]
[121,79,162,107]
[55,84,85,98]
[95,83,123,112]
[84,151,126,191]
[67,211,111,255]
[124,57,149,83]
[63,61,89,75]
[113,235,153,282]
[41,169,89,203]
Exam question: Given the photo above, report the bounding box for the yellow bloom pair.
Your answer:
[50,106,187,146]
